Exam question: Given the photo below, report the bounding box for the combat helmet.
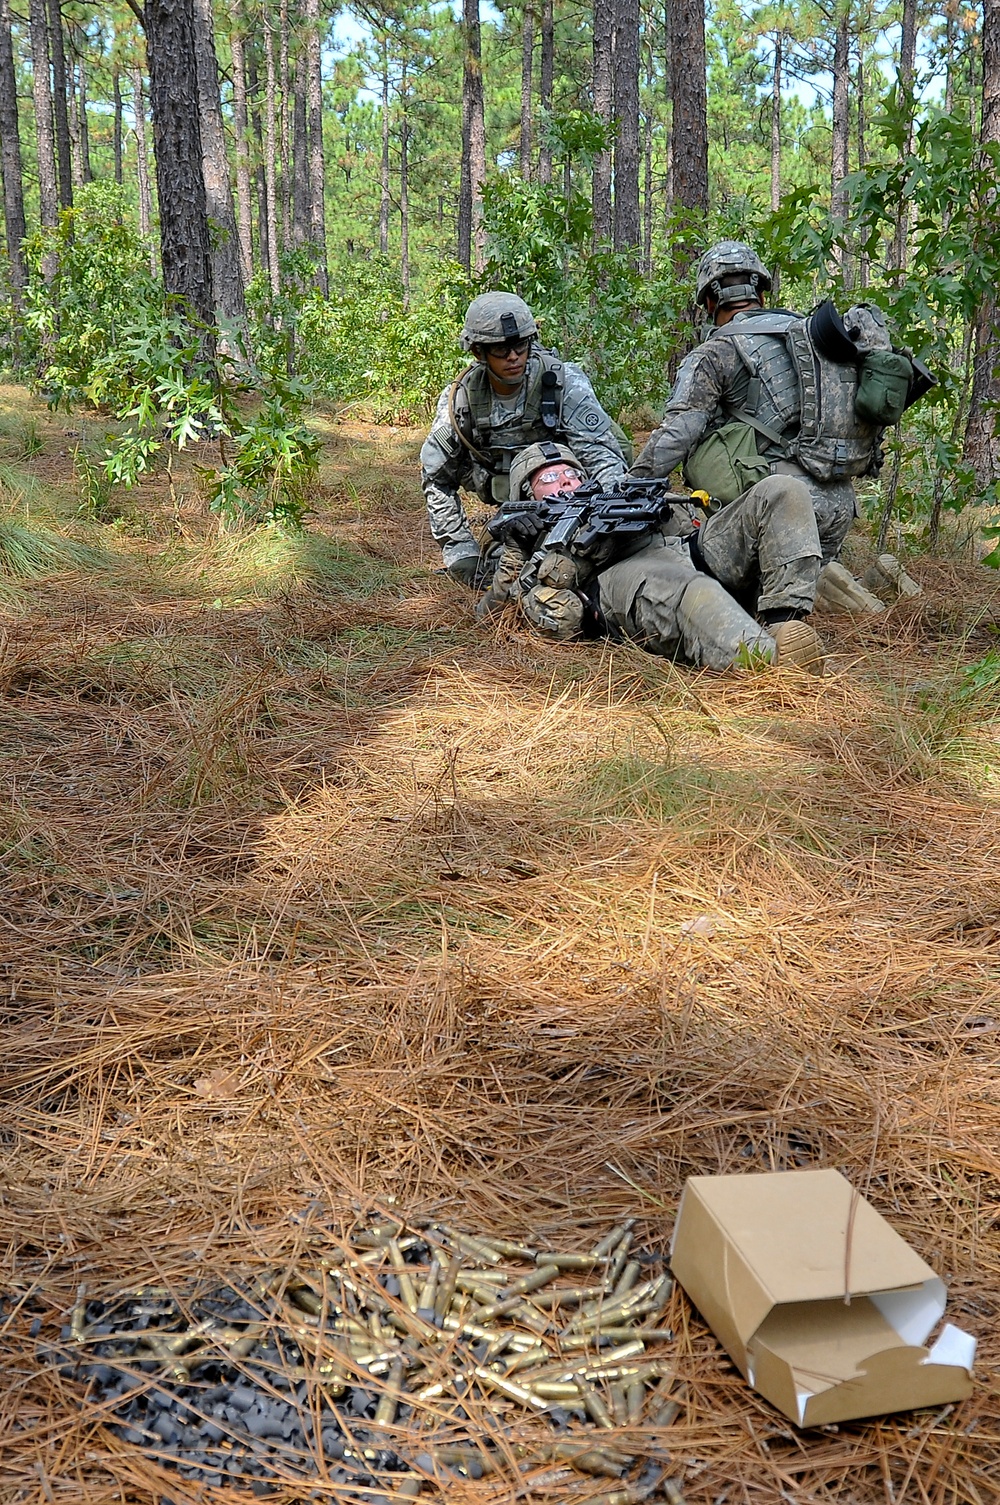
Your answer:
[695,241,772,308]
[460,292,538,351]
[508,441,583,501]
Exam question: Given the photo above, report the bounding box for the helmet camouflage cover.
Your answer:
[695,240,773,308]
[508,441,584,501]
[460,292,539,351]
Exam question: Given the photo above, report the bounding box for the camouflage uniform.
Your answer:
[595,534,777,670]
[421,356,628,571]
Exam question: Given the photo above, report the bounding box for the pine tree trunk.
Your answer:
[304,0,326,292]
[47,0,72,208]
[538,0,553,183]
[379,38,390,256]
[0,0,26,301]
[770,32,781,212]
[892,0,918,274]
[144,0,215,330]
[193,0,245,330]
[613,0,640,253]
[113,69,123,184]
[592,0,613,246]
[249,53,270,285]
[458,0,486,271]
[78,57,91,182]
[400,60,410,307]
[642,39,652,273]
[831,9,850,277]
[292,47,309,246]
[279,0,290,253]
[669,0,707,221]
[230,9,254,287]
[520,2,533,179]
[264,14,280,297]
[28,0,58,229]
[857,37,868,287]
[68,57,81,189]
[131,67,156,275]
[963,0,1000,489]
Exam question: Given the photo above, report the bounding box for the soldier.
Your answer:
[420,292,630,585]
[482,442,825,672]
[630,240,902,657]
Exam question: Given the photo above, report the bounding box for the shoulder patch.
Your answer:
[580,406,605,431]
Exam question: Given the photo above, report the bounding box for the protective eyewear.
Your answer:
[482,338,531,358]
[534,467,581,486]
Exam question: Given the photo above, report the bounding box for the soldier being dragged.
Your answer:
[479,442,828,673]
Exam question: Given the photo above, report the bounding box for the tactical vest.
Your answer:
[451,350,565,502]
[715,311,882,483]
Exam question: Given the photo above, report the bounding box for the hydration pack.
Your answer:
[688,305,915,496]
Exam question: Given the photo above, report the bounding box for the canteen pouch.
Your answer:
[683,420,771,505]
[855,349,913,426]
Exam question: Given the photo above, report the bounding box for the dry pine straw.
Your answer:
[1,426,1000,1503]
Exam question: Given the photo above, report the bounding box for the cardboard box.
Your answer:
[671,1169,975,1426]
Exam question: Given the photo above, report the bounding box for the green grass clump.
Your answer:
[176,529,401,602]
[0,518,107,580]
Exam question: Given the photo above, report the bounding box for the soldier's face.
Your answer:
[481,339,530,384]
[530,464,584,499]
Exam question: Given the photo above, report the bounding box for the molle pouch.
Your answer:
[490,471,511,504]
[855,349,914,426]
[683,421,771,505]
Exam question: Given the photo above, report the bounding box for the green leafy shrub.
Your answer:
[204,374,321,531]
[21,181,162,408]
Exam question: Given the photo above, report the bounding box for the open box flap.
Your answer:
[746,1295,976,1426]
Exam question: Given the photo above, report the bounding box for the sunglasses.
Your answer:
[482,338,531,358]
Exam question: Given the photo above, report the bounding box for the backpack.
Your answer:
[684,306,914,502]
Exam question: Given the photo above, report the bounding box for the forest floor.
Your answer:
[1,384,1000,1504]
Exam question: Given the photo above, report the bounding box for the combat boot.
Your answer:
[772,619,825,674]
[814,561,885,615]
[862,553,922,600]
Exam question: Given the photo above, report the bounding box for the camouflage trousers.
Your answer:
[596,534,776,671]
[696,472,823,616]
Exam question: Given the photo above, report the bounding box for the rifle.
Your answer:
[486,478,701,574]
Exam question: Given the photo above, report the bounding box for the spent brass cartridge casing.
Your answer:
[530,1284,608,1309]
[534,1253,600,1271]
[388,1240,419,1314]
[433,1256,460,1322]
[500,1344,549,1375]
[574,1371,615,1429]
[471,1365,549,1410]
[606,1230,635,1282]
[610,1382,628,1425]
[473,1263,559,1321]
[590,1219,637,1259]
[531,1380,583,1400]
[416,1260,440,1315]
[612,1260,641,1299]
[483,1238,538,1261]
[374,1356,405,1426]
[454,1269,506,1290]
[428,1445,497,1474]
[70,1285,88,1342]
[438,1228,503,1265]
[626,1377,645,1423]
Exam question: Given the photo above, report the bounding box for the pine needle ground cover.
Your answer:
[1,391,999,1504]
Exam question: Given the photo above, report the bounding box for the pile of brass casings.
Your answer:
[65,1217,686,1501]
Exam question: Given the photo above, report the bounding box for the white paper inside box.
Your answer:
[670,1169,975,1427]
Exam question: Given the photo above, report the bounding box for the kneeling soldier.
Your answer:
[420,292,629,587]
